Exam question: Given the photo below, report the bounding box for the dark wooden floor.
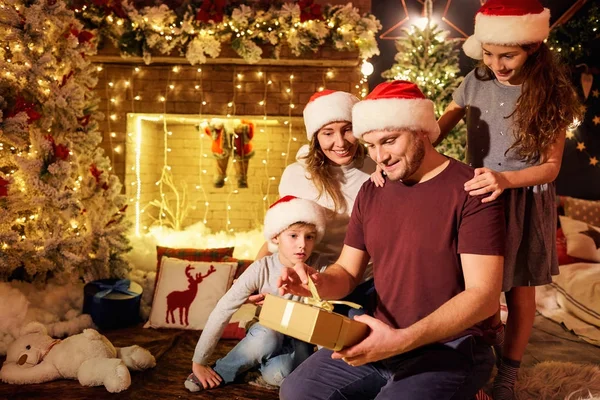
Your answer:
[0,315,598,399]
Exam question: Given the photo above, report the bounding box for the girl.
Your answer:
[437,1,581,399]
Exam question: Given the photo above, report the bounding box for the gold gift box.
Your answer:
[258,294,369,351]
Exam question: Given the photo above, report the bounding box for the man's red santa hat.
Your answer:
[303,90,359,141]
[352,80,440,141]
[263,196,326,253]
[463,0,551,60]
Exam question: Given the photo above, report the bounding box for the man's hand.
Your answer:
[331,315,403,366]
[277,262,319,297]
[191,362,222,389]
[464,167,509,203]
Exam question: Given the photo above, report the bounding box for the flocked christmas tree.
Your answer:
[0,0,131,282]
[382,5,466,161]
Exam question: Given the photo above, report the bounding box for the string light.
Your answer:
[116,63,357,234]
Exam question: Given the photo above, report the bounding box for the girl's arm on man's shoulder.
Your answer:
[434,101,466,147]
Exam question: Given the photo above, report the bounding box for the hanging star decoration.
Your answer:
[565,80,599,168]
[580,225,600,249]
[379,0,410,40]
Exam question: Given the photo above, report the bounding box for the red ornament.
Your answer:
[196,0,226,23]
[45,135,70,161]
[0,177,9,197]
[77,30,94,44]
[298,0,322,22]
[78,114,91,127]
[66,27,94,44]
[6,96,42,123]
[90,163,103,183]
[55,144,70,161]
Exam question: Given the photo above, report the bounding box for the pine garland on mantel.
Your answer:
[69,0,382,65]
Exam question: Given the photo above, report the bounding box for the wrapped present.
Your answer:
[83,279,143,330]
[258,278,368,351]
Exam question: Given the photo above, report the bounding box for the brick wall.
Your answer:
[124,114,307,232]
[94,0,372,233]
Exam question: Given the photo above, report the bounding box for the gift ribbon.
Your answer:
[93,279,138,299]
[302,275,362,312]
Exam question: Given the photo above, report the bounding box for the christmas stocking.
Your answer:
[232,120,255,189]
[202,119,232,188]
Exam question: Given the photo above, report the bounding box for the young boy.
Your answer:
[185,195,327,392]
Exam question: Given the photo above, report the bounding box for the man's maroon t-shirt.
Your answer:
[345,158,505,337]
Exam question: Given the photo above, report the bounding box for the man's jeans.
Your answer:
[280,335,495,400]
[214,322,313,386]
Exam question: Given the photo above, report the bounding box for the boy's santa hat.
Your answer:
[463,0,550,60]
[263,196,326,253]
[352,80,440,141]
[303,90,359,141]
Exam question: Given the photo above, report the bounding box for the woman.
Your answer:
[255,89,376,308]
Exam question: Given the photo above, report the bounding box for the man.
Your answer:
[278,81,505,400]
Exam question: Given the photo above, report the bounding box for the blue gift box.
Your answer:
[83,279,143,330]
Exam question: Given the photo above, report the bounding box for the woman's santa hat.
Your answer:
[352,80,440,141]
[263,195,326,253]
[463,0,550,60]
[303,90,359,141]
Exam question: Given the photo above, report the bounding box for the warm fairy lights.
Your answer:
[99,60,367,234]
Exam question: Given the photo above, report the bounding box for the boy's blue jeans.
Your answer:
[214,322,313,386]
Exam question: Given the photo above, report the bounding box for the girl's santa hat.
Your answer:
[263,195,326,253]
[352,80,440,141]
[463,0,550,60]
[303,90,359,141]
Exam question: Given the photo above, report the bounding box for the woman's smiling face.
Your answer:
[316,121,358,166]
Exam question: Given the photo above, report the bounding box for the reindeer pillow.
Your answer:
[145,256,237,330]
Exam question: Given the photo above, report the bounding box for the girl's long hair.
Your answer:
[301,133,366,213]
[475,43,582,163]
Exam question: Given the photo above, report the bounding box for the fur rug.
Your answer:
[515,361,600,400]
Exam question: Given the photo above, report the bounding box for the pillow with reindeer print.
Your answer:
[145,256,238,330]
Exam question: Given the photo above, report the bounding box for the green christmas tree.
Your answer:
[382,21,466,161]
[0,0,131,282]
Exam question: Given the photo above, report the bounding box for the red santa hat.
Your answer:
[352,80,440,141]
[303,90,359,141]
[263,195,326,253]
[463,0,551,60]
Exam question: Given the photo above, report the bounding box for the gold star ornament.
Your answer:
[593,115,600,125]
[590,157,599,166]
[566,131,575,139]
[592,89,600,98]
[577,142,586,151]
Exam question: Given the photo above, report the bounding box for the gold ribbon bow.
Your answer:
[303,275,362,312]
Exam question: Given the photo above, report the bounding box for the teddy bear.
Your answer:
[0,321,156,393]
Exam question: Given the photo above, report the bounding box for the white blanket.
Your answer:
[536,262,600,346]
